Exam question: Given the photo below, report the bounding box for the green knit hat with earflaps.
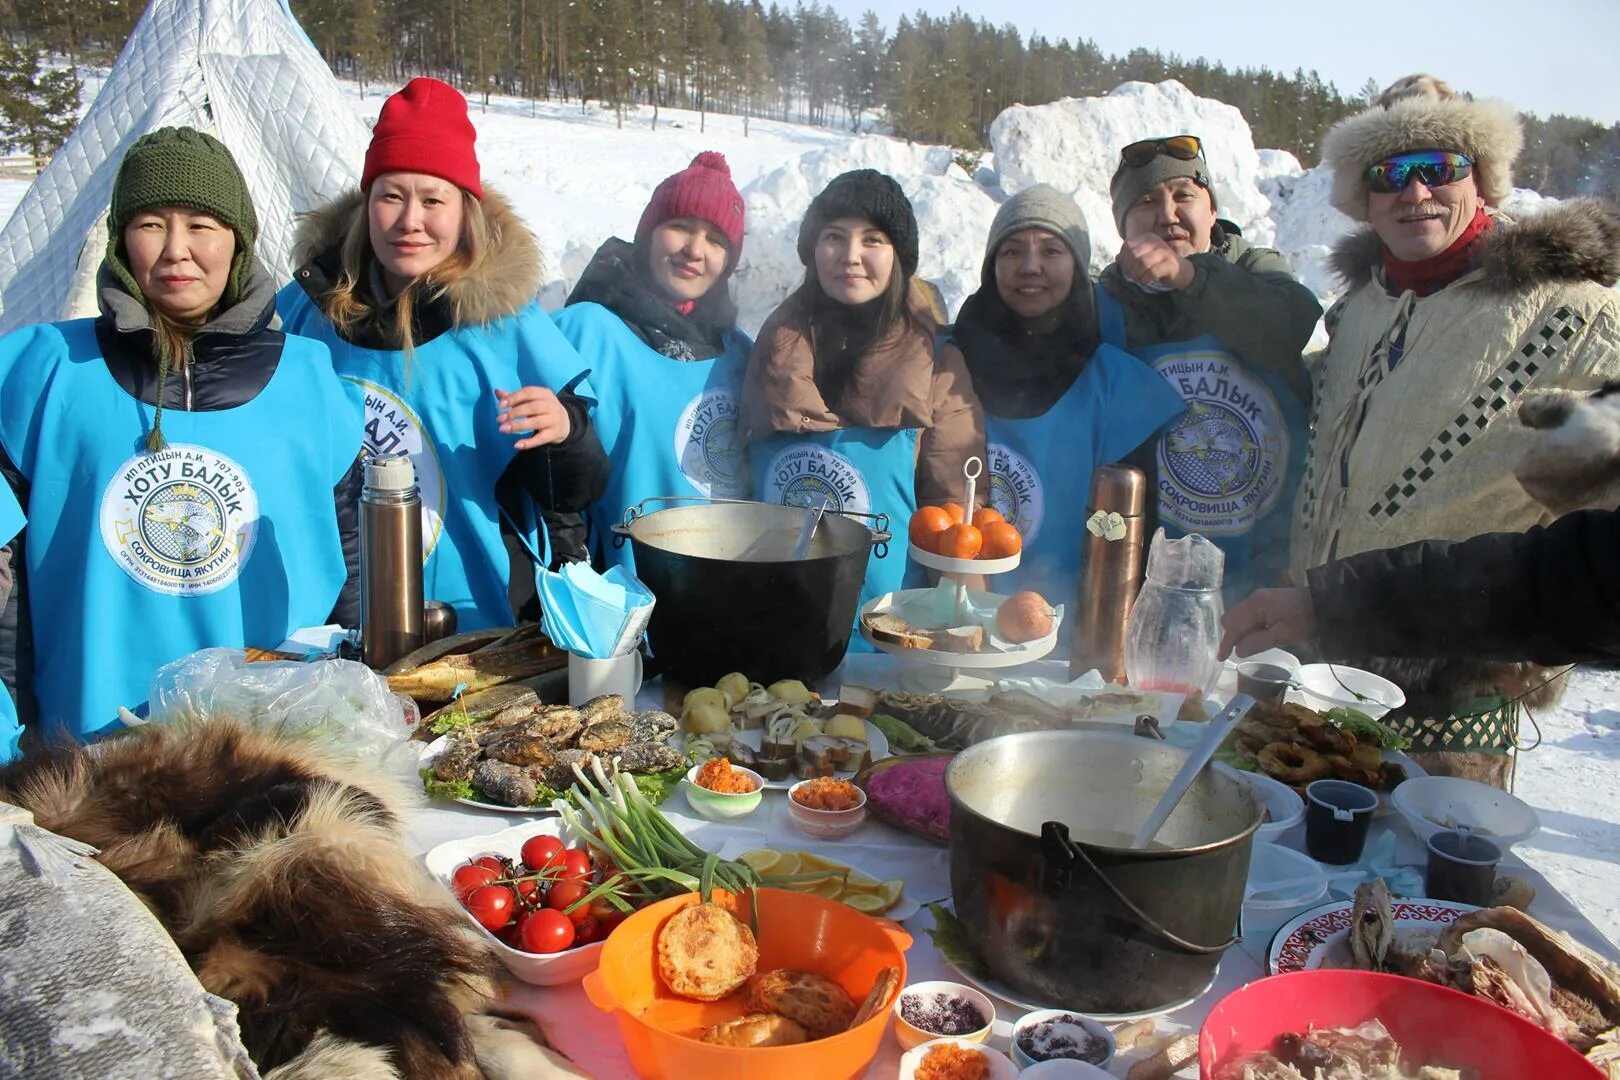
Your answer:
[104,126,259,452]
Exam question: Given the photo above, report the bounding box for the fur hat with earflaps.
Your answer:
[1322,74,1523,222]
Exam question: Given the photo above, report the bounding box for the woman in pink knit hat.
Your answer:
[552,151,753,573]
[277,78,607,629]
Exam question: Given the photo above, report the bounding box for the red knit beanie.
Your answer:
[363,78,482,199]
[635,151,746,264]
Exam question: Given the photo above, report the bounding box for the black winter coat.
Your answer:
[1309,508,1620,664]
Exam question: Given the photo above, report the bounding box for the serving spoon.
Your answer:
[1130,693,1256,849]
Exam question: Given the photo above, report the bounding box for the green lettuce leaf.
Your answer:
[1325,708,1411,750]
[868,712,940,754]
[420,769,476,802]
[925,902,989,978]
[428,702,478,736]
[630,764,687,806]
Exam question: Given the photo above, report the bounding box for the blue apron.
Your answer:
[552,301,750,574]
[0,483,22,761]
[983,340,1186,617]
[1097,288,1309,602]
[0,320,356,742]
[279,288,591,629]
[749,426,917,649]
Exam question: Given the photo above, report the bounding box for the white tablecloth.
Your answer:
[403,654,1618,1079]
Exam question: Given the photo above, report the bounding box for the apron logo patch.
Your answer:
[351,378,446,558]
[987,443,1045,543]
[99,445,259,596]
[1155,352,1287,535]
[675,388,747,499]
[765,444,871,514]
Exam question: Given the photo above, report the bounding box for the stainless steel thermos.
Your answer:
[359,453,424,670]
[1071,463,1149,684]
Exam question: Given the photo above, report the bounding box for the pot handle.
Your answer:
[1039,821,1239,956]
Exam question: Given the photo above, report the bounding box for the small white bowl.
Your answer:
[1009,1009,1115,1070]
[1244,842,1329,936]
[1020,1061,1114,1079]
[900,1038,1019,1080]
[1392,775,1540,849]
[681,762,764,821]
[1288,663,1406,720]
[786,779,867,839]
[1219,765,1305,844]
[893,980,995,1050]
[422,821,604,986]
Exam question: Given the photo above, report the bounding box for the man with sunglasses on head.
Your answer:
[1097,134,1320,604]
[1285,75,1620,788]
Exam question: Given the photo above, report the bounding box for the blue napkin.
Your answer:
[538,561,654,659]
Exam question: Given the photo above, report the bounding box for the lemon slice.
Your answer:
[739,848,784,875]
[843,890,897,915]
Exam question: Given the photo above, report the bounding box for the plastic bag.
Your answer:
[147,648,418,766]
[1125,530,1226,698]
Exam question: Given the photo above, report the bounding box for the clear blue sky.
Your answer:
[821,0,1620,126]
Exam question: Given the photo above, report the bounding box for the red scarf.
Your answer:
[1382,207,1493,297]
[673,299,697,317]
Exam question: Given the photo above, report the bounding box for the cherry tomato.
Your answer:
[519,907,575,953]
[547,879,591,920]
[473,855,506,875]
[513,875,542,904]
[572,913,600,945]
[451,863,500,899]
[559,848,593,884]
[596,909,626,938]
[465,884,516,931]
[521,834,566,874]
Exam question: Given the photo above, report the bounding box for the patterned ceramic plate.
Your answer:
[1268,897,1479,975]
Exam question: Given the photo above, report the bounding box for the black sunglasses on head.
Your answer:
[1119,135,1204,168]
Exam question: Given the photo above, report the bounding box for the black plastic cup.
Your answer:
[1426,829,1503,905]
[1236,662,1294,707]
[1304,779,1379,864]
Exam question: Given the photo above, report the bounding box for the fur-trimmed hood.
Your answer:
[291,185,542,328]
[1322,79,1522,220]
[1329,198,1620,294]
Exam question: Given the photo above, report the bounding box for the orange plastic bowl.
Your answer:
[1199,970,1602,1079]
[583,887,911,1079]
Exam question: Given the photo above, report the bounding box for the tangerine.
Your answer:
[941,502,967,525]
[971,506,1004,529]
[996,590,1054,643]
[938,523,983,560]
[979,521,1022,559]
[908,505,954,552]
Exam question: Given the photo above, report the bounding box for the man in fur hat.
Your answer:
[1290,75,1620,786]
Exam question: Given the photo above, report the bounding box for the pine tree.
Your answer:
[844,10,882,132]
[737,1,770,135]
[0,40,79,158]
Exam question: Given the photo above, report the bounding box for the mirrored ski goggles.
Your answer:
[1119,135,1204,168]
[1364,150,1474,193]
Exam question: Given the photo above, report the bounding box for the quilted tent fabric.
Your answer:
[0,0,370,334]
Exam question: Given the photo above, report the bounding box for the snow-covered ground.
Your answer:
[1,75,1616,948]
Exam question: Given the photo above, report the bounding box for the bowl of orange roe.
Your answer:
[682,758,764,820]
[899,1038,1018,1080]
[787,777,868,839]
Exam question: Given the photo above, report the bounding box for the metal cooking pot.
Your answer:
[947,730,1260,1015]
[613,497,889,687]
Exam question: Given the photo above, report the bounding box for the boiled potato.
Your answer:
[824,713,866,740]
[682,687,727,715]
[785,716,823,743]
[716,672,751,710]
[766,679,814,704]
[682,701,731,735]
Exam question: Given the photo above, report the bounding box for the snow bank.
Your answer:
[989,81,1279,273]
[732,135,998,333]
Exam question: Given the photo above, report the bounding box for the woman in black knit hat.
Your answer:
[740,169,986,619]
[0,126,365,757]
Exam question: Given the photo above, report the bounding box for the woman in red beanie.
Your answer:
[277,78,607,629]
[551,151,754,572]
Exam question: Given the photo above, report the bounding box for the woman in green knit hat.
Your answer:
[0,125,365,757]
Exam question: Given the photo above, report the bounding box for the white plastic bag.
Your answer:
[147,648,418,764]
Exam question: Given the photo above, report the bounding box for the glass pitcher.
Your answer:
[1124,529,1225,698]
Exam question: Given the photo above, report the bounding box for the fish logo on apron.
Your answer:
[99,445,259,595]
[674,387,746,498]
[349,377,447,557]
[1154,352,1287,536]
[987,442,1046,543]
[764,444,872,513]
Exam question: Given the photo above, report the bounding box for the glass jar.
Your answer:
[1124,530,1225,697]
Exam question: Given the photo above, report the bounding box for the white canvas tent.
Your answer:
[0,0,370,334]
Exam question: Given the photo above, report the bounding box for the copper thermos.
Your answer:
[1071,464,1149,684]
[359,453,425,670]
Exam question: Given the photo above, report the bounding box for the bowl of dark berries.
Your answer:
[1010,1009,1114,1070]
[892,980,995,1051]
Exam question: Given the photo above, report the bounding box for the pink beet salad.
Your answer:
[866,756,951,841]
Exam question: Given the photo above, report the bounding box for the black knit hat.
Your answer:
[796,169,919,277]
